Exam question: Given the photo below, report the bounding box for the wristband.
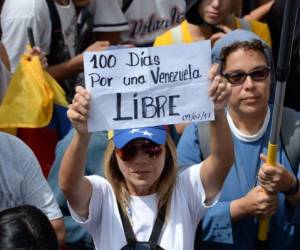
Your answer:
[283,178,299,196]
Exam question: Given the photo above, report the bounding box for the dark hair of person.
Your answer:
[0,205,59,250]
[220,39,268,66]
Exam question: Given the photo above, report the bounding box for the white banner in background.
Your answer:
[84,40,214,132]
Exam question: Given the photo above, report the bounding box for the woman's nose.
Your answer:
[133,148,148,163]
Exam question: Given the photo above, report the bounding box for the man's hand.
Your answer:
[258,154,297,193]
[236,186,278,219]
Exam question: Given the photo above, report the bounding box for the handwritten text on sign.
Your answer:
[83,41,214,131]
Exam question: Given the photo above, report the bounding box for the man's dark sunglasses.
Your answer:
[222,65,271,85]
[115,139,162,161]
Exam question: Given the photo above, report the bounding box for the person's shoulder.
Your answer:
[0,132,32,154]
[1,0,47,19]
[0,131,21,145]
[282,106,300,123]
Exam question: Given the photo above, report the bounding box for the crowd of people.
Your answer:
[0,0,300,250]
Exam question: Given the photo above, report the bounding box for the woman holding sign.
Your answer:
[59,64,233,250]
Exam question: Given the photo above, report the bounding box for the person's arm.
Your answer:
[59,86,93,218]
[244,1,274,21]
[200,64,234,202]
[46,41,110,82]
[286,184,300,207]
[50,218,66,244]
[48,128,108,247]
[0,42,10,71]
[94,31,122,45]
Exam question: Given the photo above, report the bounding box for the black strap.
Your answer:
[194,219,203,250]
[118,202,166,245]
[45,0,61,32]
[122,0,133,12]
[118,202,136,244]
[45,0,67,65]
[149,204,166,244]
[45,0,78,102]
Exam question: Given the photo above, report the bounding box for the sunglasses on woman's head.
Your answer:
[222,65,270,85]
[115,139,163,161]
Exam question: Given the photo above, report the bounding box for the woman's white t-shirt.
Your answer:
[69,163,218,250]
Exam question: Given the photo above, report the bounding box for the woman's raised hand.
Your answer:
[208,64,231,111]
[67,86,91,135]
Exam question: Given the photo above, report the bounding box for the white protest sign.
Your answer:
[84,40,214,132]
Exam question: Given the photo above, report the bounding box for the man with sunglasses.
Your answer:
[177,30,300,250]
[57,57,234,249]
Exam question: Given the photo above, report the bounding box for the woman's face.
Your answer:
[198,0,234,25]
[223,48,270,117]
[115,139,166,196]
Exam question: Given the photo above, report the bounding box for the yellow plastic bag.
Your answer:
[0,54,68,129]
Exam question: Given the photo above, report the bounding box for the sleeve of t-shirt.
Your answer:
[20,142,63,220]
[177,163,220,222]
[0,0,51,72]
[202,201,234,244]
[177,123,201,167]
[68,175,111,231]
[89,0,129,32]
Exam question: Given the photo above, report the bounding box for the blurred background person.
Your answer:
[89,0,198,47]
[0,131,66,245]
[154,0,271,135]
[0,205,59,250]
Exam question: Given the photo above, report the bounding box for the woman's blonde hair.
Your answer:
[103,133,177,215]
